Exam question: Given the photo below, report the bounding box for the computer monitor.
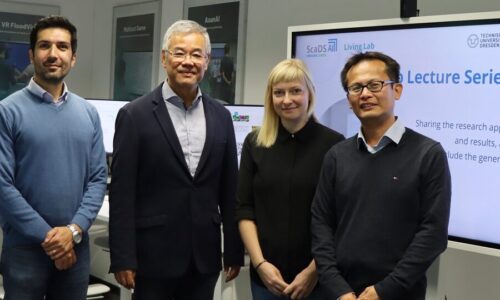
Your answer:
[224,104,264,165]
[86,99,128,154]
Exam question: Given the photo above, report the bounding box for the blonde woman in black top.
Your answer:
[236,59,344,300]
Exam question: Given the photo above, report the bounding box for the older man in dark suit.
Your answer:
[108,20,244,300]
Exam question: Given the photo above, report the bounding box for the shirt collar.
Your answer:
[27,78,69,104]
[357,117,406,150]
[162,80,203,110]
[276,117,317,143]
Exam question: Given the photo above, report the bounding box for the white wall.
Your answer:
[4,0,500,299]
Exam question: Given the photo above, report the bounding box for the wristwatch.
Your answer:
[67,224,82,244]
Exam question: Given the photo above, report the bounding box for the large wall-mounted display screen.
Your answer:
[289,12,500,250]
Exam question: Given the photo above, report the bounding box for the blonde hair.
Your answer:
[256,59,316,148]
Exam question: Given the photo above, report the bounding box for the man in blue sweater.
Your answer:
[0,16,107,299]
[311,52,451,300]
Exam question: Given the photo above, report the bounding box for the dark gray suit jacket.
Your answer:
[109,83,244,277]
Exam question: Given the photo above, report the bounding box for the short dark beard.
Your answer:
[33,73,65,89]
[42,74,65,85]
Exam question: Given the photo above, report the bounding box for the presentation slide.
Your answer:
[225,105,264,164]
[87,99,128,154]
[293,16,500,247]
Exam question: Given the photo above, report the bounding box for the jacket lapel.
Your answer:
[194,95,214,179]
[151,85,190,175]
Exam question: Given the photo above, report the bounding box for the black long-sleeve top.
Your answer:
[311,128,451,300]
[236,118,344,286]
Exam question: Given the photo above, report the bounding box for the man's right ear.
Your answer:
[161,50,167,66]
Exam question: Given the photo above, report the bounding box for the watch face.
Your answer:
[68,225,82,244]
[74,232,82,244]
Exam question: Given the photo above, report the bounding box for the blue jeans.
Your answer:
[0,241,90,300]
[251,279,325,300]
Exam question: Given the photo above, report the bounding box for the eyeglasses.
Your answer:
[346,80,395,96]
[166,50,207,63]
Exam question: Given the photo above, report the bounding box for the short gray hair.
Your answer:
[162,20,211,55]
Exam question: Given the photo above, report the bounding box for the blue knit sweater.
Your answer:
[0,88,107,246]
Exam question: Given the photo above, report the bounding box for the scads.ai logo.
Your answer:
[232,112,250,122]
[467,32,500,48]
[305,38,338,58]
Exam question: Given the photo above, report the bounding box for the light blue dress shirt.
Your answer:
[27,78,69,106]
[162,81,206,177]
[357,118,406,154]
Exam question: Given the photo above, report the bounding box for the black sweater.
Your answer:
[311,128,451,300]
[236,119,344,286]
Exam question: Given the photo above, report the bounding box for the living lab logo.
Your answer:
[343,42,375,52]
[232,112,250,122]
[467,32,500,48]
[305,38,337,58]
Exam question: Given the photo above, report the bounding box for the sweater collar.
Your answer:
[356,117,406,151]
[27,78,69,104]
[277,117,317,143]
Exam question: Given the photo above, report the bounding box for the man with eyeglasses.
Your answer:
[311,51,451,300]
[109,20,244,300]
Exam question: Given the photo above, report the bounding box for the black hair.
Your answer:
[30,15,77,54]
[340,51,400,91]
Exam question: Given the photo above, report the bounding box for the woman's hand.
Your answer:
[256,261,289,296]
[282,263,318,299]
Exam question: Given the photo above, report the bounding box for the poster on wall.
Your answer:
[113,14,154,101]
[111,1,160,101]
[0,5,58,100]
[188,1,240,104]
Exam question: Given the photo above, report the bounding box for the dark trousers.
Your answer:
[0,242,90,300]
[135,262,219,300]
